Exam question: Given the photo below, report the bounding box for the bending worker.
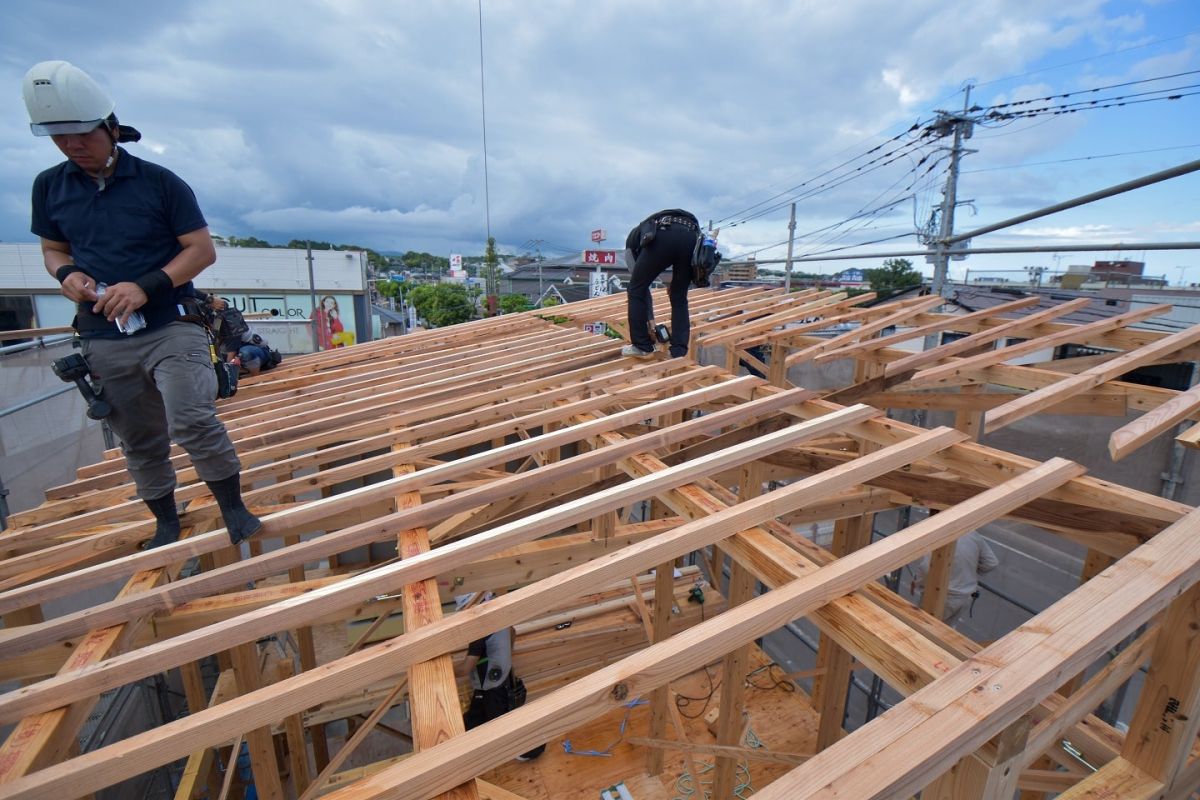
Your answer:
[455,594,545,761]
[23,60,260,550]
[621,208,704,359]
[197,292,283,377]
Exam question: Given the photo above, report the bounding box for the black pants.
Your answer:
[626,224,696,357]
[464,686,546,759]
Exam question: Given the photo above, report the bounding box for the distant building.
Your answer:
[834,268,866,286]
[1093,259,1144,277]
[499,254,631,304]
[724,260,758,282]
[0,243,370,352]
[1055,259,1165,289]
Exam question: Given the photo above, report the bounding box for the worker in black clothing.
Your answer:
[622,209,703,359]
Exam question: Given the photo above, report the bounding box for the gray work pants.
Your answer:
[82,322,241,500]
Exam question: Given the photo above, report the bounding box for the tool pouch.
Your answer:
[215,359,239,399]
[691,235,721,288]
[505,675,528,710]
[637,219,657,249]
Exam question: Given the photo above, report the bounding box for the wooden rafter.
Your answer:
[0,288,1197,800]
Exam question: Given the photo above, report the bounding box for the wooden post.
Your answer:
[712,560,755,797]
[1120,582,1200,791]
[769,341,788,387]
[812,516,868,750]
[920,535,955,622]
[393,461,480,800]
[645,560,676,776]
[228,642,284,800]
[922,717,1031,799]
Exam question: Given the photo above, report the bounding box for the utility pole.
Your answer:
[929,84,975,298]
[305,240,320,352]
[784,202,797,292]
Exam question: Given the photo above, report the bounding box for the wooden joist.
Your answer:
[2,288,1198,800]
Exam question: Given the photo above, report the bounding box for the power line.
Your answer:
[476,0,492,243]
[962,144,1200,174]
[979,87,1200,123]
[971,31,1200,90]
[978,70,1200,112]
[726,137,937,228]
[713,123,931,227]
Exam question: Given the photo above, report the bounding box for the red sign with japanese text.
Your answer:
[583,250,617,265]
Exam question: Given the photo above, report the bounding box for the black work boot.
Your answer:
[142,491,181,550]
[205,473,262,546]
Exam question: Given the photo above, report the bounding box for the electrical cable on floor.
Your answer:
[744,662,797,693]
[672,759,753,800]
[674,665,721,720]
[561,698,648,757]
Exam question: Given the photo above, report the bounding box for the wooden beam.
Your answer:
[785,296,944,367]
[0,403,860,722]
[813,296,1041,362]
[907,303,1171,388]
[289,459,1087,800]
[1110,380,1200,460]
[0,381,797,656]
[986,320,1200,433]
[747,505,1200,800]
[883,298,1092,378]
[0,422,972,798]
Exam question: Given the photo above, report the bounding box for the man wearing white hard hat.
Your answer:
[23,60,259,550]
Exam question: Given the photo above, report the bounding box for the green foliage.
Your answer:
[540,296,559,307]
[376,280,404,301]
[865,258,923,294]
[408,283,475,327]
[225,235,274,248]
[399,251,450,274]
[499,294,532,314]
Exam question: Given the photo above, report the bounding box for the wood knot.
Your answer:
[611,683,629,702]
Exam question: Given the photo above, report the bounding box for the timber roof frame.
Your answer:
[0,287,1198,800]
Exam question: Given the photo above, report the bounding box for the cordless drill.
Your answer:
[51,352,112,420]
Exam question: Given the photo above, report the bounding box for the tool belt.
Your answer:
[656,215,698,231]
[176,296,208,326]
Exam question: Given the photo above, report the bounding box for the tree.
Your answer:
[483,236,499,299]
[499,294,532,314]
[376,279,404,302]
[408,283,474,327]
[226,235,274,248]
[866,258,923,294]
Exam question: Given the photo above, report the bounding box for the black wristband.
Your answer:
[54,264,84,284]
[134,270,174,299]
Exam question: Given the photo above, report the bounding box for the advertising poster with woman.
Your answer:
[311,295,356,349]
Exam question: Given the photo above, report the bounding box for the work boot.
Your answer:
[142,491,181,550]
[620,343,657,358]
[205,473,262,546]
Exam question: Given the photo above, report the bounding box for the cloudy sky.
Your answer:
[2,0,1198,282]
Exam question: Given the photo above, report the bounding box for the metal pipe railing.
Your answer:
[0,385,75,420]
[0,333,73,356]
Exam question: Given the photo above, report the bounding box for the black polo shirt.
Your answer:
[31,147,207,336]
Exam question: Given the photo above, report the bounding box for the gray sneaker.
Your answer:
[620,344,657,358]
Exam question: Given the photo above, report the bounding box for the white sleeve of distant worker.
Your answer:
[977,535,1000,575]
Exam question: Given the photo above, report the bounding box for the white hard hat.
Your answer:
[22,60,115,137]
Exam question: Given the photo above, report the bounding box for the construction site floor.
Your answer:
[480,646,819,800]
